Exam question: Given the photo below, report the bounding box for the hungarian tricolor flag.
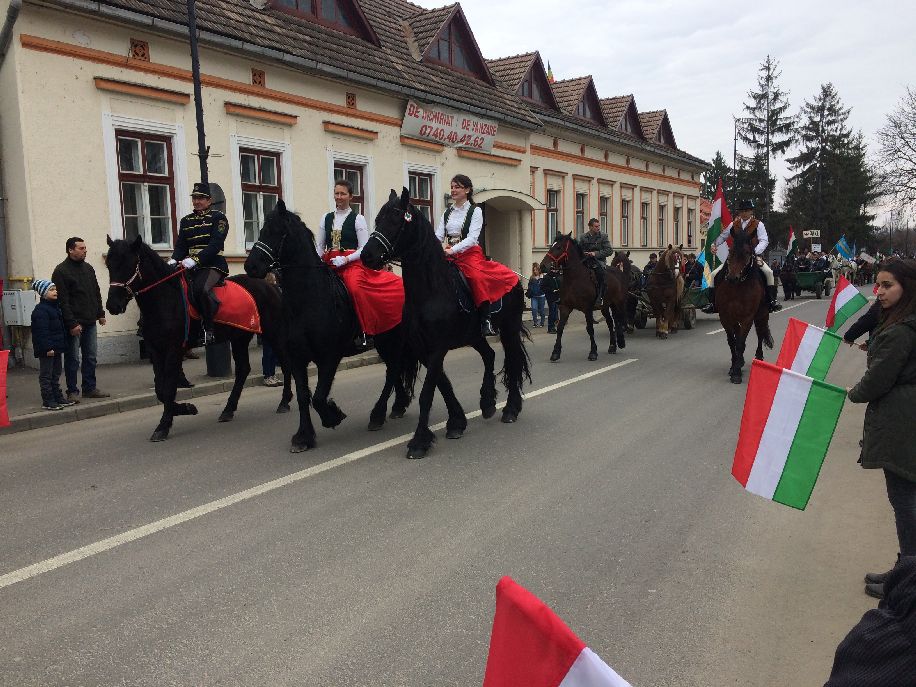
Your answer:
[702,179,732,287]
[732,360,846,510]
[483,576,632,687]
[0,349,9,428]
[826,275,869,332]
[786,226,798,257]
[776,317,843,381]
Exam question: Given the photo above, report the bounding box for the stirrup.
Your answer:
[701,303,717,314]
[203,329,217,346]
[481,320,497,337]
[769,300,782,312]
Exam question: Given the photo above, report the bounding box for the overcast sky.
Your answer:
[414,0,915,214]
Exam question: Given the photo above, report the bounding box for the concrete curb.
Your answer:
[0,353,382,436]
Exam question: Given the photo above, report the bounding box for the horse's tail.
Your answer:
[757,318,774,350]
[499,286,532,391]
[400,353,421,402]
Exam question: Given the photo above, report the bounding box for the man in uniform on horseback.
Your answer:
[579,217,613,308]
[701,199,782,314]
[168,182,229,345]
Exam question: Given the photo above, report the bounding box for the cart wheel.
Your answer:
[815,282,823,299]
[635,310,648,329]
[683,307,696,330]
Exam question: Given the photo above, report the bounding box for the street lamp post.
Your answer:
[187,0,208,184]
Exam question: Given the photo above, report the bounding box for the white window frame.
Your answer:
[102,113,190,245]
[658,203,667,247]
[620,198,630,247]
[230,134,293,252]
[402,162,439,225]
[640,201,650,247]
[328,148,374,221]
[687,208,695,247]
[546,189,560,244]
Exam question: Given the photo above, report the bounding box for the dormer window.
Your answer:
[429,24,472,71]
[576,99,596,120]
[271,0,377,42]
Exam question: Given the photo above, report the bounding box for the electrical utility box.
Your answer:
[2,289,39,325]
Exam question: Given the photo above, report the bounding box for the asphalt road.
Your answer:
[0,297,895,687]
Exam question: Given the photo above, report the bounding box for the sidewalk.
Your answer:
[1,347,381,436]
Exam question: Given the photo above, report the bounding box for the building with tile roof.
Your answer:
[0,0,708,362]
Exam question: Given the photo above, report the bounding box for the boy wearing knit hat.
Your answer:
[30,279,76,410]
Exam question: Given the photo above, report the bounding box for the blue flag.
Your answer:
[834,235,853,260]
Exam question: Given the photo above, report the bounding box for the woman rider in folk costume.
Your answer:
[317,179,404,339]
[702,198,782,314]
[168,182,229,345]
[436,174,518,336]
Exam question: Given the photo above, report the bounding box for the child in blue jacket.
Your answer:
[31,279,75,410]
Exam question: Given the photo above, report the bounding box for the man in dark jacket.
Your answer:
[579,218,613,308]
[543,268,562,333]
[52,237,108,402]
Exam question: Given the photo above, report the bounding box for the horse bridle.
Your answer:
[110,258,185,299]
[725,254,754,283]
[365,208,412,264]
[544,237,572,267]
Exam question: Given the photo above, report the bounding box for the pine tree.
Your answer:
[701,151,731,198]
[785,84,879,249]
[737,56,795,219]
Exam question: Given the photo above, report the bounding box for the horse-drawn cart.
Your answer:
[794,270,833,299]
[631,285,703,330]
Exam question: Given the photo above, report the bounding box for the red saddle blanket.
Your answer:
[184,276,262,334]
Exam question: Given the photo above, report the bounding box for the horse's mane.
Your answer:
[268,206,321,264]
[380,195,452,293]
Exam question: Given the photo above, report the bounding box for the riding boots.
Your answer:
[479,301,497,337]
[701,287,717,314]
[768,285,783,312]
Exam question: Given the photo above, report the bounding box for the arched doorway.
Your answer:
[474,189,545,275]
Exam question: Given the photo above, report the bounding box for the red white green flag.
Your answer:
[826,275,869,332]
[786,226,798,257]
[484,576,632,687]
[732,360,846,510]
[775,317,843,381]
[702,179,732,287]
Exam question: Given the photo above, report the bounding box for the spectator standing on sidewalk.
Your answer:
[52,237,109,402]
[543,266,561,333]
[261,270,282,386]
[847,258,916,600]
[526,263,546,328]
[30,280,76,411]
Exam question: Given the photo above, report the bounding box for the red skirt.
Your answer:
[449,245,518,306]
[324,250,404,335]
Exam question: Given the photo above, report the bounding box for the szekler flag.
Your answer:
[834,235,853,260]
[786,226,798,258]
[826,275,869,332]
[0,349,8,428]
[702,179,732,286]
[775,317,844,381]
[732,360,846,510]
[483,576,632,687]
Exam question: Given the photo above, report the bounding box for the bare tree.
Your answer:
[877,87,916,208]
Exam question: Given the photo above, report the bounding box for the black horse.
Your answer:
[104,235,292,441]
[360,188,531,460]
[780,255,799,300]
[243,200,414,453]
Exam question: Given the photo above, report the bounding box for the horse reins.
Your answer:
[544,238,572,267]
[110,262,187,298]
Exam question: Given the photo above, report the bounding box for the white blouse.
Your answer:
[315,207,369,262]
[435,202,483,254]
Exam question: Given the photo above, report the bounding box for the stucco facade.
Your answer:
[0,0,706,364]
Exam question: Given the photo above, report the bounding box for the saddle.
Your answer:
[447,262,504,315]
[182,275,262,333]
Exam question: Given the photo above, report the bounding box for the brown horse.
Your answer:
[718,229,773,384]
[646,245,684,339]
[539,233,627,361]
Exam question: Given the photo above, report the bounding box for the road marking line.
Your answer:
[0,358,637,590]
[706,300,815,335]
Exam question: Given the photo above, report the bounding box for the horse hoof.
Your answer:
[446,428,464,439]
[290,444,311,453]
[730,375,742,385]
[482,404,497,419]
[276,404,290,414]
[389,408,406,419]
[608,347,617,355]
[406,448,427,459]
[588,352,598,361]
[150,430,169,442]
[657,332,668,340]
[186,404,198,416]
[368,420,384,431]
[501,410,518,423]
[218,412,233,423]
